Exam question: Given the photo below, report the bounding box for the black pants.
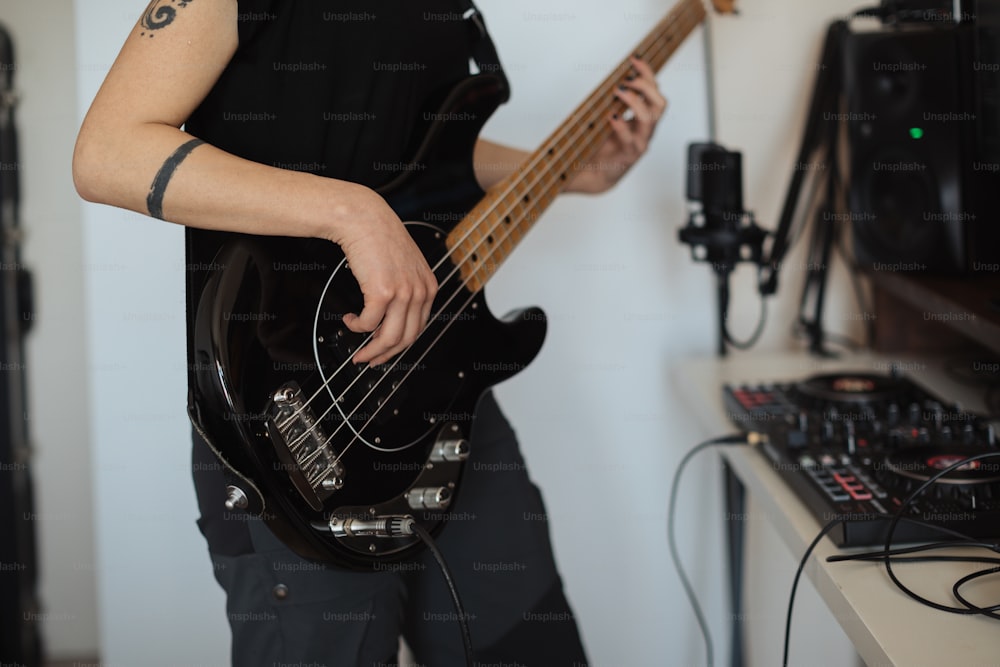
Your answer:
[195,392,589,666]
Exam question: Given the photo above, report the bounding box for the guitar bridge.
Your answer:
[267,381,345,511]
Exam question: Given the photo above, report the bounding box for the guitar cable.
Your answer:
[410,522,476,667]
[783,451,1000,666]
[840,450,1000,619]
[667,433,749,667]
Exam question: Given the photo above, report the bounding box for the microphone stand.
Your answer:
[678,144,767,356]
[677,20,848,358]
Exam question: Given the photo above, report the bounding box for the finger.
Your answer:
[357,272,435,366]
[614,86,645,119]
[421,299,434,330]
[619,76,667,122]
[344,289,396,364]
[620,81,664,131]
[394,281,432,363]
[624,78,668,118]
[419,277,436,331]
[614,88,654,151]
[343,293,388,335]
[372,297,433,367]
[629,56,657,83]
[626,58,668,112]
[355,297,409,365]
[607,114,640,160]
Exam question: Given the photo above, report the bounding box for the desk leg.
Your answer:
[724,459,746,667]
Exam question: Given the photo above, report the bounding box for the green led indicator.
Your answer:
[909,127,924,140]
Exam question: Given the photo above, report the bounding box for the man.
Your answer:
[73,0,666,664]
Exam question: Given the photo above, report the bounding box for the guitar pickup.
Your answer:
[267,381,345,511]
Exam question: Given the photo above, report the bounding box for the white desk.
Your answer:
[674,351,1000,667]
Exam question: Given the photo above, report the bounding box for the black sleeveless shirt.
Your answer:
[184,0,506,554]
[187,0,482,182]
[184,0,495,318]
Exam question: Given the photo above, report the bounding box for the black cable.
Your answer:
[953,566,1000,616]
[881,451,1000,619]
[825,518,1000,619]
[411,522,475,667]
[803,453,1000,626]
[720,275,768,351]
[787,512,1000,666]
[782,518,844,667]
[667,433,748,667]
[840,554,1000,565]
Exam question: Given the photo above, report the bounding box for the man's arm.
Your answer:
[73,0,436,366]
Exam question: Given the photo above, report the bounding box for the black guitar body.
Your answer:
[189,74,547,569]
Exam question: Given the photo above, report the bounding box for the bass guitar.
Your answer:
[190,0,732,568]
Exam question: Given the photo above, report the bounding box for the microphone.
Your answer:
[678,143,766,277]
[678,143,768,355]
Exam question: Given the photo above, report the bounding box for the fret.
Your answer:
[447,0,708,294]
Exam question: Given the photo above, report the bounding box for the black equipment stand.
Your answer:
[0,22,41,667]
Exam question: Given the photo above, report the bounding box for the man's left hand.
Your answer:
[567,57,668,194]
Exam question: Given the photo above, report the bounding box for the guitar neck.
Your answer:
[446,0,707,292]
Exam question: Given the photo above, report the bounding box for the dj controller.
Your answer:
[723,372,1000,546]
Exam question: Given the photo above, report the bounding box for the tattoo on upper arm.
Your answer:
[147,139,205,220]
[140,0,195,38]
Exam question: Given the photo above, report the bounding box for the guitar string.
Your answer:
[290,93,630,474]
[282,15,676,436]
[286,4,698,465]
[282,6,701,477]
[296,86,702,488]
[309,119,630,474]
[291,98,627,470]
[285,6,699,476]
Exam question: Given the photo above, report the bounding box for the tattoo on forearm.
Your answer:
[147,139,205,220]
[140,0,194,38]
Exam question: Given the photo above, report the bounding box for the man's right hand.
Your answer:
[333,185,438,367]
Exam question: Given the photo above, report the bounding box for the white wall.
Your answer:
[29,0,868,665]
[72,1,220,664]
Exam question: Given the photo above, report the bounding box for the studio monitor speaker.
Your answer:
[843,22,999,273]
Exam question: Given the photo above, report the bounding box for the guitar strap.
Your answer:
[459,0,511,103]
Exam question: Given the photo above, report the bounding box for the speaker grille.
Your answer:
[844,25,973,273]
